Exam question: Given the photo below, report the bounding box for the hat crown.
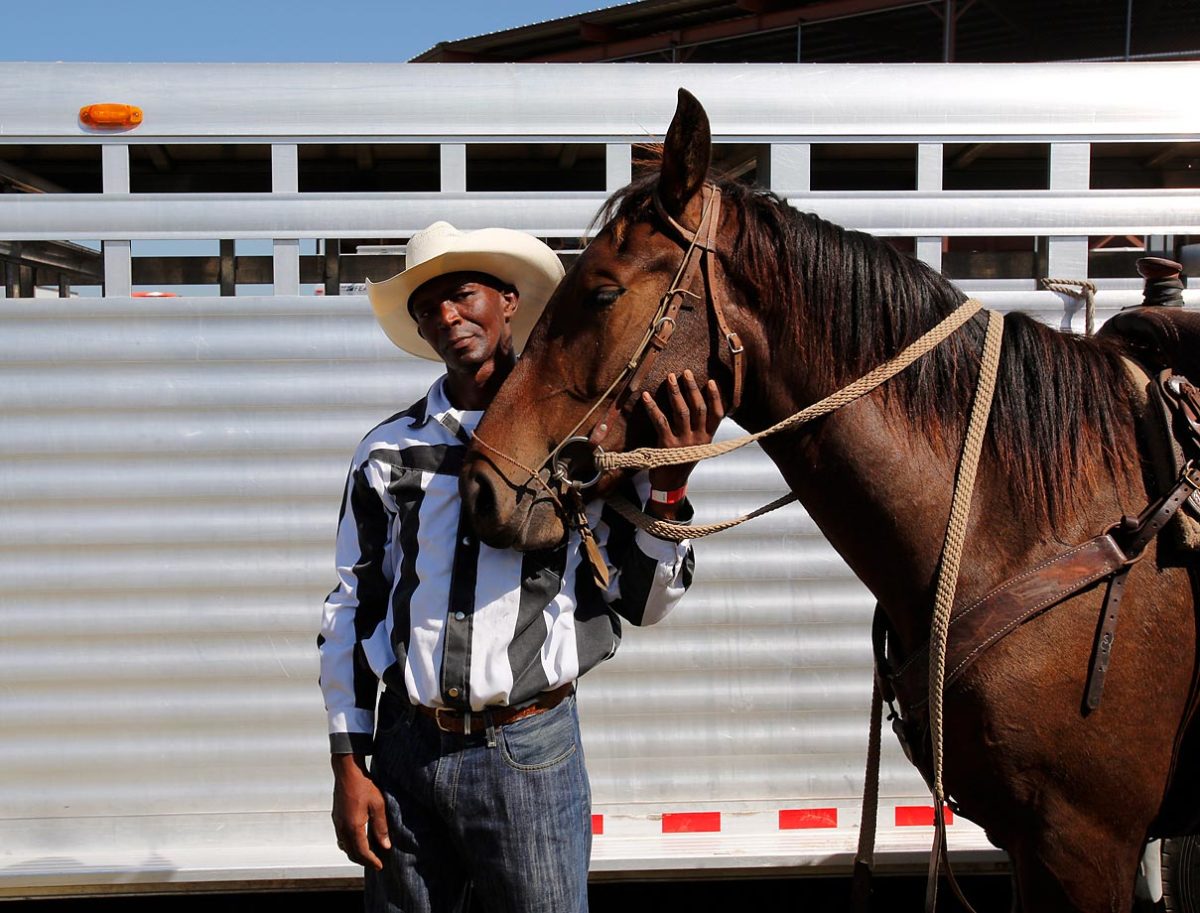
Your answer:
[405,221,462,272]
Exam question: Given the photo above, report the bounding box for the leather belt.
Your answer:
[413,683,574,735]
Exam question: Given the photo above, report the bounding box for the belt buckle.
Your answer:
[433,707,459,734]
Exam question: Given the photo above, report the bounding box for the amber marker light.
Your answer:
[79,104,143,129]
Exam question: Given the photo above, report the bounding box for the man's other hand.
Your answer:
[331,753,390,871]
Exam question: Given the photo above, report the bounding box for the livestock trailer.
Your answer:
[1,61,1199,898]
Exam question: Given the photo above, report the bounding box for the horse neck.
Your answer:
[735,335,1137,660]
[746,384,970,651]
[708,207,1138,654]
[729,295,1060,657]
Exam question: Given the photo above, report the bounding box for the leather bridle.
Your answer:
[589,181,746,446]
[473,181,744,503]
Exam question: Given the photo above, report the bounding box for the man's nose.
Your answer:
[434,300,462,327]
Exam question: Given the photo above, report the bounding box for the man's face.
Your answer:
[409,271,519,371]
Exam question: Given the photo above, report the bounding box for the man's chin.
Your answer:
[439,343,487,369]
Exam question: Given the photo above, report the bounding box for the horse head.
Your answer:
[462,89,746,551]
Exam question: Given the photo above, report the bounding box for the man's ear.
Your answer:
[502,289,519,321]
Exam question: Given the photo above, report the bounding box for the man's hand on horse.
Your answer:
[640,369,726,511]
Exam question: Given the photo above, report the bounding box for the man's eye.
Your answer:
[588,287,624,308]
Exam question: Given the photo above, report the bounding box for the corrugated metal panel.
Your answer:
[11,288,1197,892]
[0,296,425,891]
[0,291,991,893]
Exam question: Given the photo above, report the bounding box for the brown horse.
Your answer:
[460,90,1199,912]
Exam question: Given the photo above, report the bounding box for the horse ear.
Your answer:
[659,88,712,217]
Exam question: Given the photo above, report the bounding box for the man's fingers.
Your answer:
[334,818,383,870]
[641,391,672,438]
[705,379,726,435]
[350,831,384,871]
[369,797,393,851]
[665,373,690,432]
[681,370,707,429]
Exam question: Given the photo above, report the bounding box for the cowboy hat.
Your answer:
[366,221,565,361]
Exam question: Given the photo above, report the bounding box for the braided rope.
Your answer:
[605,490,798,542]
[597,297,983,473]
[1042,277,1097,336]
[928,309,1005,804]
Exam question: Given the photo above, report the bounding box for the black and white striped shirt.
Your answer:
[319,377,695,754]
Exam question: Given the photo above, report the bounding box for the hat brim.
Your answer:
[366,230,565,361]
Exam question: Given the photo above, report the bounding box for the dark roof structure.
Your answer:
[411,0,1200,64]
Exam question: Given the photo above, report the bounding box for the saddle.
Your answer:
[1096,268,1200,552]
[1101,304,1200,383]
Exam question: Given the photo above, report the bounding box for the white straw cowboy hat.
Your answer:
[366,221,565,361]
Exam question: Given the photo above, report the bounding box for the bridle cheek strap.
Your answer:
[648,186,745,417]
[705,232,745,409]
[592,186,730,444]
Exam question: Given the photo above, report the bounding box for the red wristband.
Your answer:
[649,485,687,505]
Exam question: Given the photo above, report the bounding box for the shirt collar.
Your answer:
[410,375,484,437]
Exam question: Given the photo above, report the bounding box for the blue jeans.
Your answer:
[365,690,592,913]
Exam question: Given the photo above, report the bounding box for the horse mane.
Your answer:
[599,156,1136,530]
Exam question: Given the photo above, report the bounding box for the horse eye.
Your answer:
[588,286,624,308]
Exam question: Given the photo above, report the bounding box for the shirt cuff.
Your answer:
[329,731,375,755]
[634,497,693,561]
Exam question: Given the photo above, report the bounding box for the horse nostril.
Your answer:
[467,470,497,522]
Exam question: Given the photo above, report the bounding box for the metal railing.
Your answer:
[2,61,1199,299]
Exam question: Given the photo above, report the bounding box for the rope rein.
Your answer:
[599,297,985,543]
[606,490,799,543]
[929,310,1004,799]
[922,309,1004,913]
[597,297,983,476]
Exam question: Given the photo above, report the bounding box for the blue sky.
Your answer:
[6,1,620,62]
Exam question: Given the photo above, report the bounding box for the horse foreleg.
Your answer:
[1008,812,1143,913]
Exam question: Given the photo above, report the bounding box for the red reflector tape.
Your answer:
[591,815,604,835]
[662,812,721,834]
[779,808,838,829]
[895,805,954,827]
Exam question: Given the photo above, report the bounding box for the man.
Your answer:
[318,221,723,913]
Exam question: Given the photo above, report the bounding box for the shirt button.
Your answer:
[454,611,466,621]
[448,687,460,698]
[461,536,473,546]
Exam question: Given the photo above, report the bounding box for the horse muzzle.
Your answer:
[460,453,569,552]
